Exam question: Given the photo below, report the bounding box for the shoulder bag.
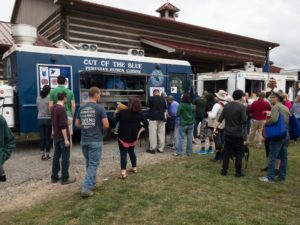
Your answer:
[265,114,287,141]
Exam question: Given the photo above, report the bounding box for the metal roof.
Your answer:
[156,2,180,12]
[141,36,265,63]
[0,22,13,48]
[54,0,279,49]
[0,21,52,52]
[11,0,279,49]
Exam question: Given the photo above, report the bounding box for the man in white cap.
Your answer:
[207,90,227,159]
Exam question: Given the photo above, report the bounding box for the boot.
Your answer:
[0,175,7,182]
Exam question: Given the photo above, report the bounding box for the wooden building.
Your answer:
[11,0,279,73]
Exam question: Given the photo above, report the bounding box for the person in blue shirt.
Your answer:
[75,87,109,197]
[166,95,179,150]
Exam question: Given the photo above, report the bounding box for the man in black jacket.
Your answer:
[214,90,247,177]
[147,89,167,154]
[0,115,16,182]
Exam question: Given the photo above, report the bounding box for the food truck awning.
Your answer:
[141,36,265,63]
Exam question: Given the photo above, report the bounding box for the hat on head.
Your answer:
[270,91,283,102]
[215,90,228,101]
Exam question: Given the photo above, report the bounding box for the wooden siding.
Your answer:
[38,8,64,44]
[65,10,266,58]
[14,0,59,27]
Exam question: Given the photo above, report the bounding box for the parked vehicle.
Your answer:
[2,45,192,134]
[196,71,298,100]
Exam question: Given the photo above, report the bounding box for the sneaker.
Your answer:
[206,149,214,154]
[173,152,180,156]
[197,150,207,155]
[0,175,7,182]
[128,168,138,173]
[157,149,164,153]
[81,190,94,198]
[146,149,156,154]
[278,179,286,184]
[260,167,268,172]
[167,144,174,148]
[235,173,246,178]
[90,186,97,191]
[259,176,274,183]
[220,170,227,176]
[43,155,51,160]
[61,177,76,185]
[210,158,218,162]
[51,178,60,183]
[206,146,214,154]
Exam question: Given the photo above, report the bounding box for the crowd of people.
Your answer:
[1,74,300,198]
[147,87,299,183]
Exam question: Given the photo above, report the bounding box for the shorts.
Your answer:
[199,119,213,141]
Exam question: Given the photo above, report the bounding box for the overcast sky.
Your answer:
[1,0,299,69]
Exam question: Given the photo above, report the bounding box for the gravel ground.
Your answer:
[0,137,203,214]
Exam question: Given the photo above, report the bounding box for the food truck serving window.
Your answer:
[204,79,228,93]
[80,73,145,90]
[79,71,147,111]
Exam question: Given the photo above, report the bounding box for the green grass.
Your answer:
[1,144,300,225]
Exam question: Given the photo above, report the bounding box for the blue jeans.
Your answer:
[177,125,194,156]
[267,134,289,181]
[81,141,103,193]
[51,139,70,182]
[38,119,52,153]
[214,129,225,151]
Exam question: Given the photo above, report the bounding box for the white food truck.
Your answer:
[196,71,298,100]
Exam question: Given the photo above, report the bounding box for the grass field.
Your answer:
[1,144,300,225]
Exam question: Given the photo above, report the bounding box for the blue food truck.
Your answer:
[2,45,193,134]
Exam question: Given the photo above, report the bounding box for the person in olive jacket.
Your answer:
[0,115,16,182]
[175,94,195,157]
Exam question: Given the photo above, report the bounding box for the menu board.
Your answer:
[37,64,73,90]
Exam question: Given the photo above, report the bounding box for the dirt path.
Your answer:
[0,138,195,214]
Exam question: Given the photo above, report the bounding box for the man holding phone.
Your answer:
[51,92,76,185]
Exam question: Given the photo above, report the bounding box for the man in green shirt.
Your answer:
[0,115,16,182]
[49,75,76,143]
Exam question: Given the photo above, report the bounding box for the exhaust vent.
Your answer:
[78,43,98,52]
[128,49,145,56]
[11,24,37,45]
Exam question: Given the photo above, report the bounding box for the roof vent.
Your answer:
[11,24,37,45]
[156,1,180,20]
